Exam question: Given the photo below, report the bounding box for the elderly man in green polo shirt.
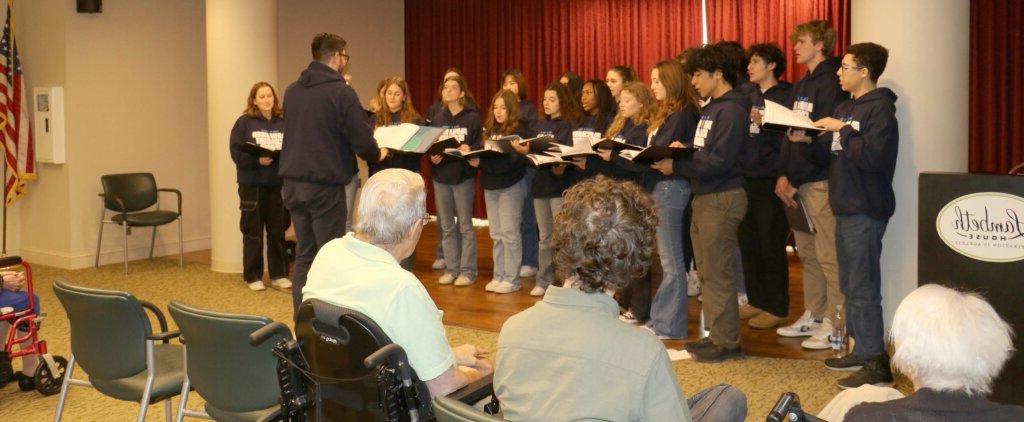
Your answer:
[303,168,491,397]
[494,175,748,421]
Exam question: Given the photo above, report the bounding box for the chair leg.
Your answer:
[124,223,130,275]
[178,216,184,268]
[164,399,173,422]
[95,219,105,268]
[175,349,190,422]
[150,226,157,260]
[53,353,76,422]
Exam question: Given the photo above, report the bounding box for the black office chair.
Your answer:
[251,299,493,422]
[168,301,287,421]
[96,172,183,274]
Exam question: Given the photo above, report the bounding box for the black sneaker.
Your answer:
[684,337,714,352]
[824,353,865,372]
[838,358,894,389]
[14,372,35,391]
[691,344,744,363]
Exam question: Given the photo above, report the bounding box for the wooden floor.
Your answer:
[188,221,831,361]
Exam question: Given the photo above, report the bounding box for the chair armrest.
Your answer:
[99,192,129,221]
[249,321,292,347]
[447,372,494,405]
[157,188,182,215]
[139,300,172,342]
[147,330,181,342]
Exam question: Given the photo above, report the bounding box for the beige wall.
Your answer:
[14,0,404,269]
[277,0,405,105]
[17,0,210,268]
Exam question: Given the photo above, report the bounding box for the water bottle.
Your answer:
[830,305,847,357]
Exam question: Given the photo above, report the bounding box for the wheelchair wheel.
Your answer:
[34,355,68,396]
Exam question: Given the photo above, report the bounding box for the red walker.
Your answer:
[0,256,67,395]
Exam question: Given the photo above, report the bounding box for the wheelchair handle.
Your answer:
[0,255,23,268]
[250,321,292,347]
[365,344,415,383]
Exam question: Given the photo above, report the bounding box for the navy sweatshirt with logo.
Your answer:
[280,61,380,185]
[673,89,750,195]
[813,88,899,220]
[479,124,534,190]
[369,112,425,176]
[778,57,848,187]
[430,106,482,185]
[572,114,613,182]
[640,104,701,190]
[229,115,285,186]
[746,82,793,178]
[532,117,575,198]
[602,119,650,184]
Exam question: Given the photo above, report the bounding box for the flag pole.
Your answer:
[2,153,7,257]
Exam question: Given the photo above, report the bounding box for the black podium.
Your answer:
[919,172,1024,405]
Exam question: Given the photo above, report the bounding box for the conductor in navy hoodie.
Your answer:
[279,33,387,314]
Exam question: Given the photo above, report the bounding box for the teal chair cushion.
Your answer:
[205,402,280,422]
[89,343,185,402]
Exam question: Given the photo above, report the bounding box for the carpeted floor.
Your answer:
[0,258,910,421]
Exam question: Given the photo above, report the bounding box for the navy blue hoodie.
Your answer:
[369,112,425,176]
[639,104,700,190]
[479,124,533,190]
[430,106,482,185]
[280,61,380,185]
[519,99,540,135]
[745,82,793,178]
[778,57,848,187]
[816,88,899,219]
[532,117,575,198]
[604,119,650,183]
[571,114,612,182]
[673,89,750,195]
[229,114,285,186]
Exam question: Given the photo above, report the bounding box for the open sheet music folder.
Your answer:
[762,100,825,137]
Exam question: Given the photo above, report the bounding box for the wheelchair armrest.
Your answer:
[148,330,181,342]
[0,255,23,268]
[250,321,292,346]
[447,372,494,405]
[139,300,172,342]
[157,188,182,214]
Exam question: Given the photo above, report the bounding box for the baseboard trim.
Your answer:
[20,237,212,270]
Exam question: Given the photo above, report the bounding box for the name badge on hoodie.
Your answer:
[440,127,468,143]
[749,106,764,135]
[694,117,713,148]
[793,98,814,119]
[832,119,859,152]
[252,130,284,150]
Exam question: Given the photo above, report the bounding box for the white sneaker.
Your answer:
[619,311,640,324]
[519,265,537,278]
[801,319,833,349]
[453,275,476,286]
[437,273,456,285]
[270,278,292,289]
[491,281,521,294]
[529,285,547,296]
[484,279,500,292]
[777,310,821,337]
[432,258,446,270]
[247,281,266,291]
[687,273,701,296]
[737,293,749,308]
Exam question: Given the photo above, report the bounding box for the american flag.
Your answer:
[0,0,34,206]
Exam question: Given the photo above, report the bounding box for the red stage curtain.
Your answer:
[704,0,850,84]
[405,0,703,217]
[969,0,1024,174]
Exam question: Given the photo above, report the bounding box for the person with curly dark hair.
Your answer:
[494,176,747,422]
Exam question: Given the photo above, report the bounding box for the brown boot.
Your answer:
[749,312,787,329]
[739,304,764,319]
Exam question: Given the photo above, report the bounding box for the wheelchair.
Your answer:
[250,299,495,422]
[0,256,68,396]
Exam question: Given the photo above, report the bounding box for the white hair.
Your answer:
[354,169,425,245]
[890,283,1014,395]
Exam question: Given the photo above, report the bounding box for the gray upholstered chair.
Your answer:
[52,279,184,422]
[96,172,183,274]
[433,396,505,422]
[167,300,287,422]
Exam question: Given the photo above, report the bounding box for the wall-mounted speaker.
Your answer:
[77,0,102,14]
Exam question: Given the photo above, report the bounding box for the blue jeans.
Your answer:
[520,168,539,268]
[484,177,527,285]
[434,179,478,279]
[533,196,564,288]
[687,384,748,422]
[648,179,691,338]
[836,214,888,360]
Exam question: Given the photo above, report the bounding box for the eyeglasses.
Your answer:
[335,51,351,62]
[420,214,431,225]
[840,64,864,72]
